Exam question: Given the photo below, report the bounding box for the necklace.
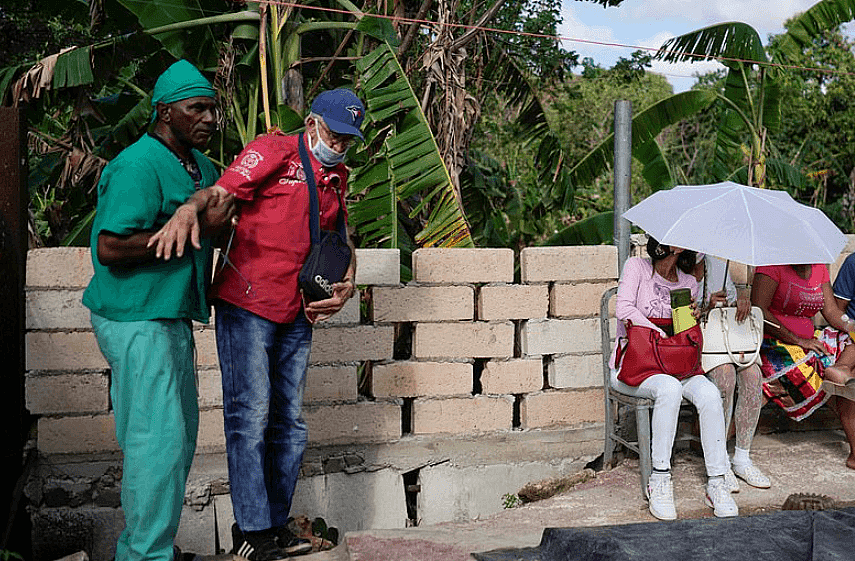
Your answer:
[148,132,202,190]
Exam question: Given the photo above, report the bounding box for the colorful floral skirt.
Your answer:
[759,327,849,421]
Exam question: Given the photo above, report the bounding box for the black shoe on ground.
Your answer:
[173,545,197,561]
[274,526,312,556]
[231,523,290,561]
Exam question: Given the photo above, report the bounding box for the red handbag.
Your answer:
[616,318,704,386]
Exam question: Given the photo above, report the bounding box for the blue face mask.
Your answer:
[309,128,347,167]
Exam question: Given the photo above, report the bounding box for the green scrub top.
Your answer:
[83,134,219,323]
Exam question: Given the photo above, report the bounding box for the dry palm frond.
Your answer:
[420,0,480,206]
[11,51,62,106]
[214,37,237,130]
[58,147,107,193]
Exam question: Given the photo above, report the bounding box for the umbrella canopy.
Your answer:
[621,181,847,266]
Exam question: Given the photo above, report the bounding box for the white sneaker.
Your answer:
[724,469,740,493]
[646,473,677,520]
[706,478,739,518]
[732,461,771,489]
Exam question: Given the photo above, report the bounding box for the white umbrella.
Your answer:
[621,181,847,267]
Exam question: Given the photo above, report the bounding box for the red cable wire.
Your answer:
[238,0,855,78]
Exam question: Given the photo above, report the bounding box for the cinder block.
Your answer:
[412,248,514,284]
[38,414,118,454]
[291,468,408,534]
[548,354,604,389]
[306,364,359,402]
[310,325,394,363]
[478,284,548,320]
[373,286,474,322]
[196,408,225,453]
[481,359,543,395]
[550,282,617,318]
[413,322,514,359]
[520,246,617,283]
[26,372,109,415]
[197,367,223,408]
[521,388,604,429]
[355,248,400,286]
[325,289,361,324]
[26,331,108,371]
[194,328,218,368]
[26,289,89,329]
[304,400,401,443]
[215,495,235,554]
[27,247,93,288]
[520,318,600,356]
[372,361,472,398]
[412,396,513,434]
[176,503,216,555]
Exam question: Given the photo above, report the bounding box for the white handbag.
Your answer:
[700,306,764,371]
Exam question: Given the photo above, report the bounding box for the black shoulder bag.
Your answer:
[297,132,353,302]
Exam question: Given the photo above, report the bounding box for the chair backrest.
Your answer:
[600,286,618,390]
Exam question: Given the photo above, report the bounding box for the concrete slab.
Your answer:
[338,429,855,561]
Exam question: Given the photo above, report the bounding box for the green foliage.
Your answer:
[469,55,678,247]
[767,24,855,232]
[0,550,23,561]
[542,211,614,246]
[502,493,522,509]
[352,41,473,267]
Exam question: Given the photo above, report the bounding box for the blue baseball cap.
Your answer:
[310,88,365,140]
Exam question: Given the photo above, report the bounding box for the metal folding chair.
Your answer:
[600,287,700,498]
[600,286,653,496]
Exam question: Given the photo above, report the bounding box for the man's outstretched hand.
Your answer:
[148,186,235,260]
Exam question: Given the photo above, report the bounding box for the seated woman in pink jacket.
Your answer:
[610,237,737,521]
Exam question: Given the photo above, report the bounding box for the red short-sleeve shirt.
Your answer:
[754,264,829,339]
[210,132,349,323]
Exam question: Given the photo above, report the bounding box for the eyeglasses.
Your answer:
[317,118,354,150]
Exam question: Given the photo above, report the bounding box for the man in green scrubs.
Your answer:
[83,59,234,561]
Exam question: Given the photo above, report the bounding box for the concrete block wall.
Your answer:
[26,246,617,446]
[24,245,619,557]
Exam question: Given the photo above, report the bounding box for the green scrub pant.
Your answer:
[91,313,198,561]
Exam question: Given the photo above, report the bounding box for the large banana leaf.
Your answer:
[710,65,753,182]
[542,211,614,246]
[116,0,221,66]
[774,0,855,63]
[53,47,94,89]
[656,22,767,66]
[485,46,551,144]
[351,42,473,254]
[548,89,718,203]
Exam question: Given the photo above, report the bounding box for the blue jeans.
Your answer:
[215,301,312,531]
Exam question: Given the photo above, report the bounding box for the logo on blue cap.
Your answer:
[346,105,363,123]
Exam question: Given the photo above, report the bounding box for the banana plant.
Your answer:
[654,0,855,189]
[534,0,855,244]
[4,0,473,259]
[350,37,474,276]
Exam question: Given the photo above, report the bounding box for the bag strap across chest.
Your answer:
[297,132,347,243]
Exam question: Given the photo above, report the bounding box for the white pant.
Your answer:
[611,369,729,477]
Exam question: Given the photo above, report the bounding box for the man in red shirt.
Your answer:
[150,89,363,560]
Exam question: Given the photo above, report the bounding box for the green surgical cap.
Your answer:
[151,60,215,121]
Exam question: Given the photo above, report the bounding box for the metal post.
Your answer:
[613,100,632,274]
[0,107,27,546]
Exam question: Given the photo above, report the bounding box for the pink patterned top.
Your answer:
[754,264,829,340]
[609,257,699,368]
